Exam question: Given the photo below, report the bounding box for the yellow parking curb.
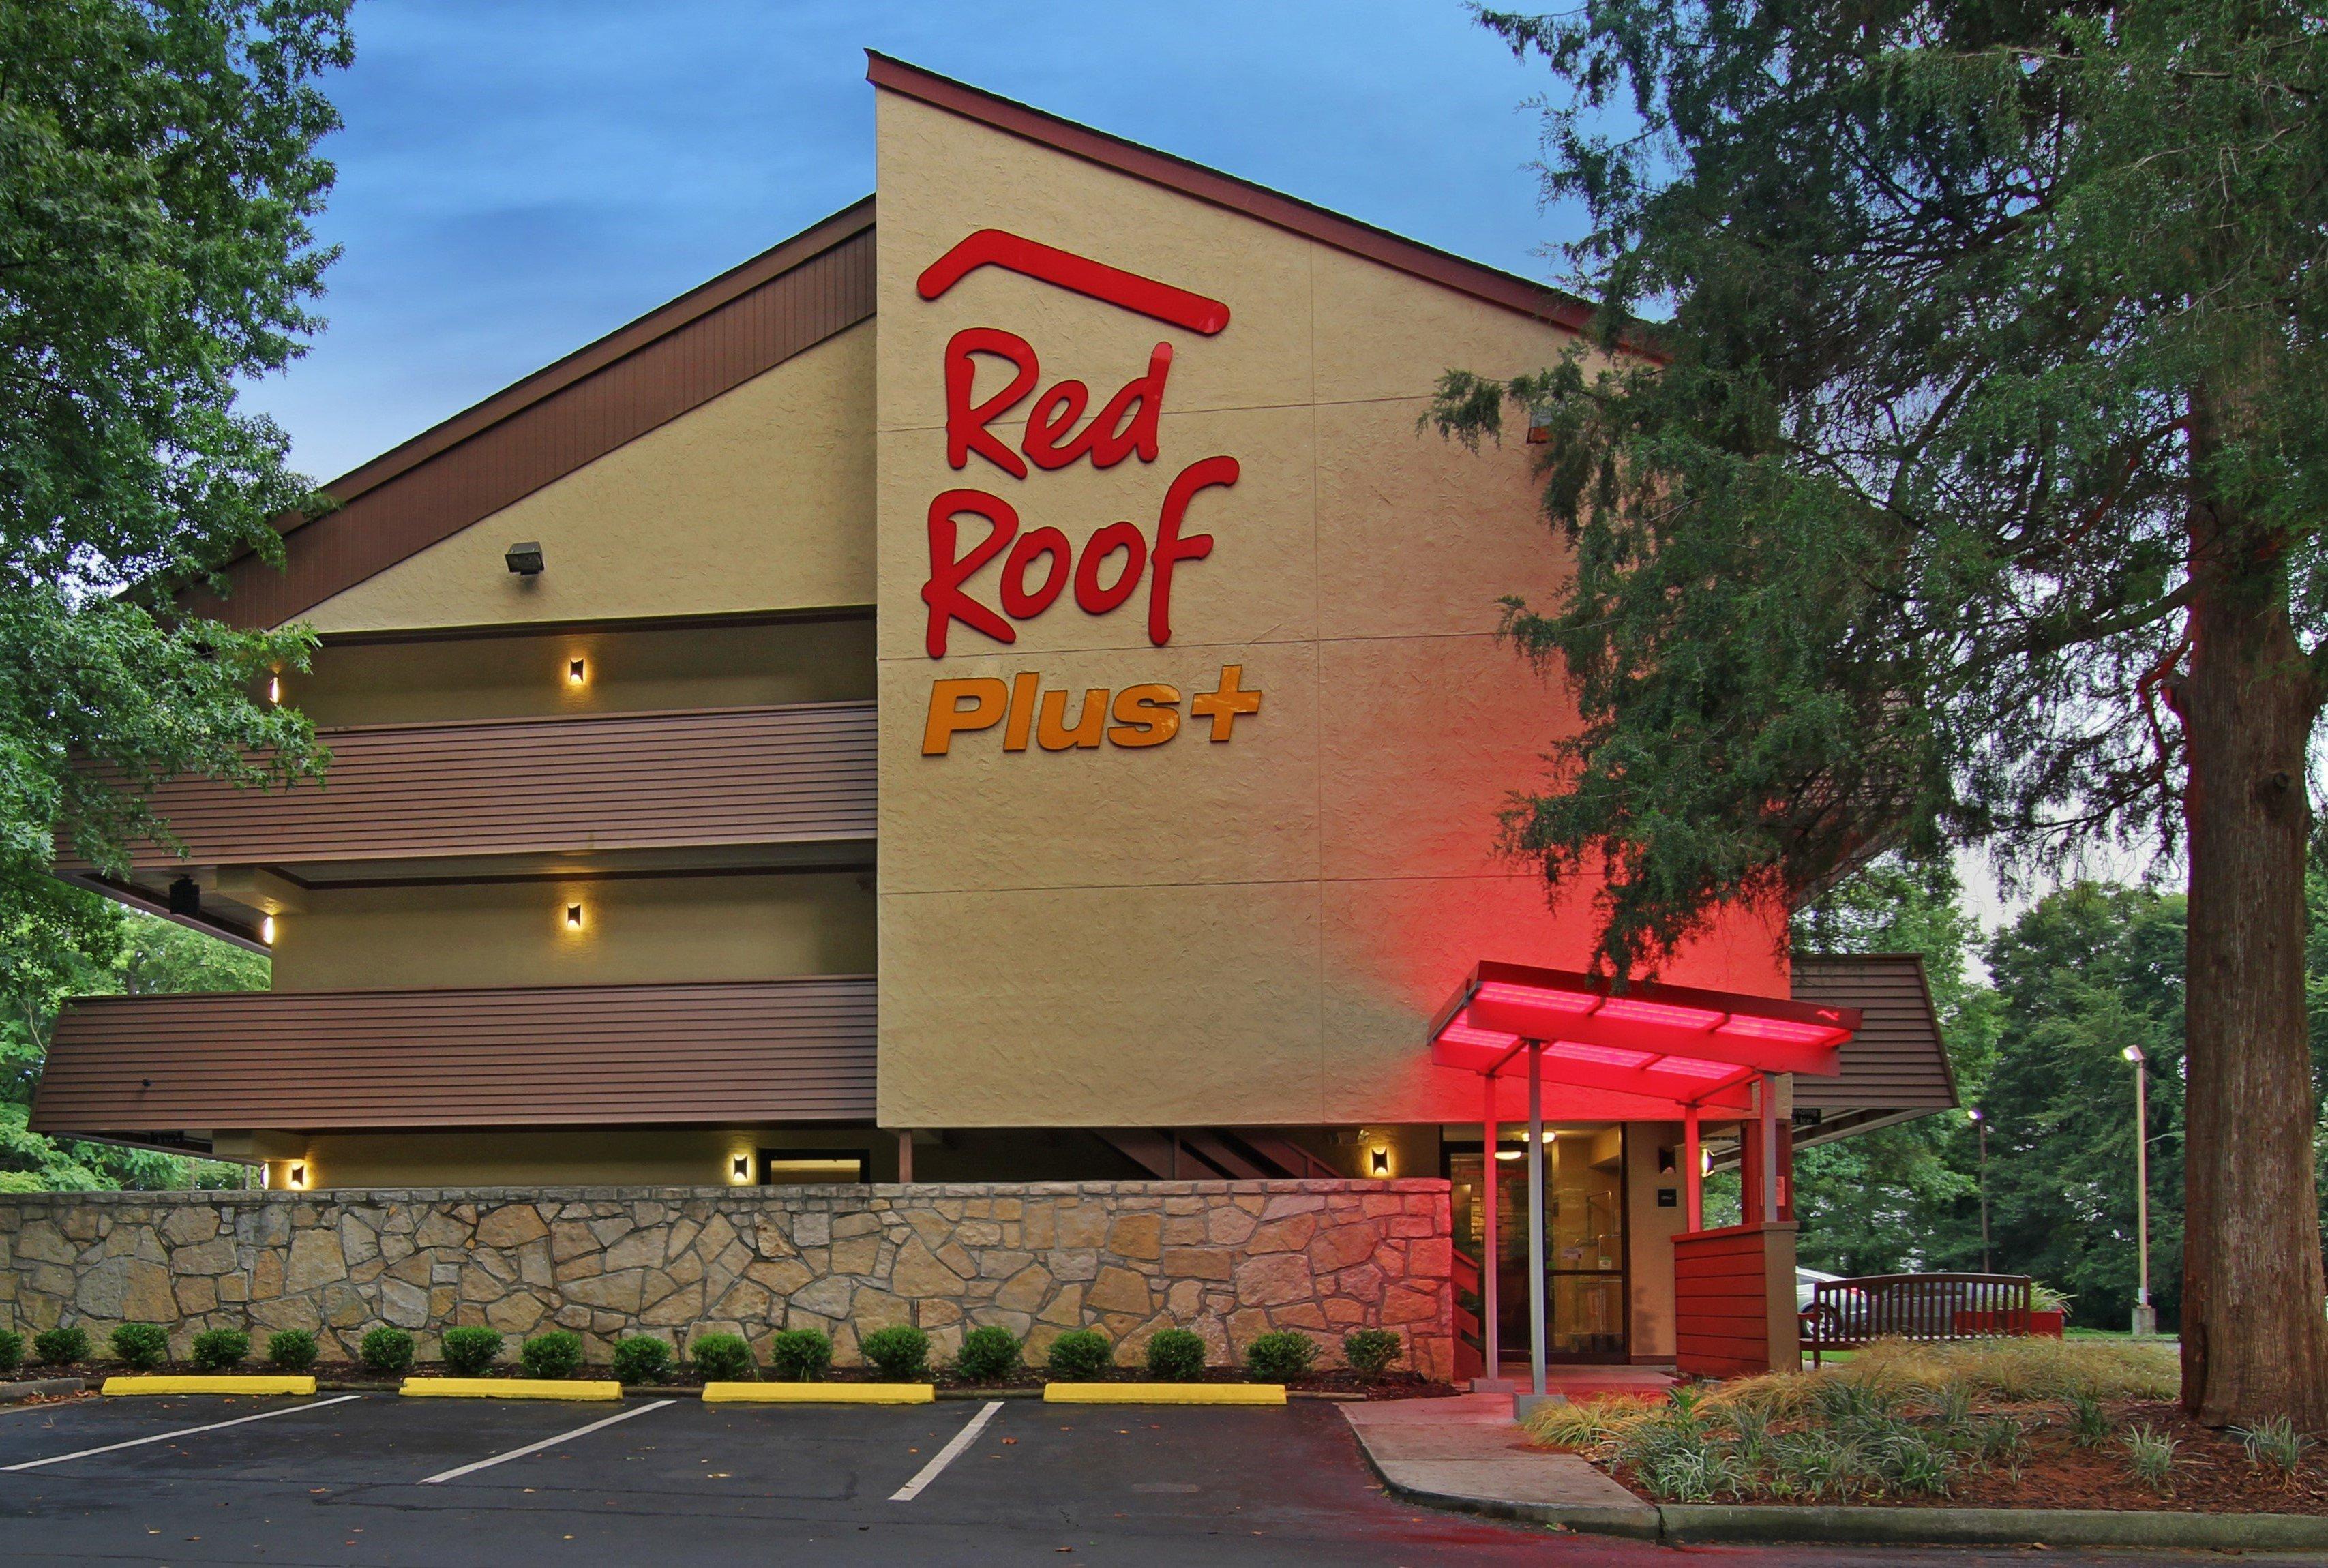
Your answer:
[102,1375,318,1397]
[399,1378,623,1401]
[1043,1383,1285,1405]
[701,1382,934,1404]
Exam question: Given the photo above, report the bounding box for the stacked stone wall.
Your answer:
[0,1180,1454,1379]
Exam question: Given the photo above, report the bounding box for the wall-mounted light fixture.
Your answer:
[288,1162,308,1190]
[567,657,587,684]
[1369,1147,1391,1177]
[731,1154,751,1182]
[505,541,545,575]
[260,915,275,945]
[167,875,201,916]
[266,675,281,704]
[565,903,584,931]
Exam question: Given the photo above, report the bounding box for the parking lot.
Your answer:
[0,1392,2292,1566]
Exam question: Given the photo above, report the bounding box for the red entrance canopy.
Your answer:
[1427,960,1857,1111]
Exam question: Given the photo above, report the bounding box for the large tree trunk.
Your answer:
[2179,453,2328,1428]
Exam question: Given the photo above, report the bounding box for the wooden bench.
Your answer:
[1800,1272,2036,1366]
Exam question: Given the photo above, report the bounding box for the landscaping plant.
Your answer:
[689,1332,753,1382]
[439,1327,502,1376]
[190,1328,250,1372]
[1341,1329,1401,1378]
[2231,1414,2312,1478]
[359,1327,415,1376]
[2069,1393,2113,1449]
[2124,1424,2180,1494]
[266,1329,318,1372]
[0,1329,22,1376]
[1144,1329,1206,1382]
[861,1326,929,1382]
[110,1323,168,1370]
[520,1331,584,1380]
[611,1336,672,1385]
[1244,1331,1317,1381]
[955,1326,1021,1382]
[1046,1329,1111,1381]
[33,1326,89,1368]
[768,1329,834,1382]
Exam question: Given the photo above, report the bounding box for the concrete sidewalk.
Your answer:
[1340,1393,1656,1533]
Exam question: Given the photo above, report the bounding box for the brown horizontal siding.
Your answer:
[31,978,875,1132]
[1790,953,1958,1110]
[64,702,874,869]
[182,205,877,631]
[1674,1225,1777,1378]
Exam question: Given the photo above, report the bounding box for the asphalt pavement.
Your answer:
[0,1391,2312,1566]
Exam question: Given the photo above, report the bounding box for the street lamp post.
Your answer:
[2123,1044,2155,1338]
[1968,1108,1990,1273]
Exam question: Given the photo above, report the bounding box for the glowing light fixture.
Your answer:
[260,915,275,945]
[1494,1147,1523,1162]
[266,675,281,704]
[1369,1147,1391,1176]
[565,903,584,930]
[288,1162,308,1189]
[731,1154,751,1181]
[568,657,586,684]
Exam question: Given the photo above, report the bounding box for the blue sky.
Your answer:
[243,1,1587,482]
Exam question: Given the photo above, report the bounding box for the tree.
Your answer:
[1,0,346,1020]
[1437,0,2328,1425]
[1,886,263,1191]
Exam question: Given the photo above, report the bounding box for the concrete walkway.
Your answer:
[1341,1393,1648,1519]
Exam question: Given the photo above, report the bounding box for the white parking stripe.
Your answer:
[889,1400,1004,1502]
[1,1393,363,1472]
[416,1399,675,1485]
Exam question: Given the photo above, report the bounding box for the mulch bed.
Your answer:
[41,1360,1456,1401]
[1568,1400,2328,1516]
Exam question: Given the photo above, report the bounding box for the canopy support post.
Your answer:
[1476,1073,1512,1391]
[1684,1104,1702,1231]
[1759,1074,1779,1224]
[1515,1040,1553,1418]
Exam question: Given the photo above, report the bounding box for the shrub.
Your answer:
[440,1326,503,1376]
[521,1331,584,1379]
[2068,1393,2112,1449]
[860,1326,928,1381]
[33,1325,90,1367]
[2233,1414,2313,1477]
[110,1323,169,1370]
[360,1326,415,1375]
[768,1328,834,1382]
[266,1329,318,1372]
[689,1331,754,1382]
[1046,1329,1112,1381]
[955,1325,1021,1382]
[612,1336,672,1385]
[1341,1329,1402,1378]
[1244,1331,1317,1381]
[1145,1329,1206,1381]
[190,1328,250,1372]
[0,1329,22,1375]
[2124,1423,2179,1493]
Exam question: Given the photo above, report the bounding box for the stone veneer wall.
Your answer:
[0,1180,1453,1379]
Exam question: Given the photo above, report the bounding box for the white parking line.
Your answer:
[1,1393,364,1472]
[417,1399,676,1485]
[889,1400,1004,1502]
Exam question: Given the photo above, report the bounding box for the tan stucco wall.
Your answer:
[1626,1121,1689,1361]
[282,616,874,727]
[301,322,876,633]
[269,871,872,991]
[872,90,1788,1131]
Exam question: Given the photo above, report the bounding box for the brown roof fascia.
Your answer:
[866,51,1650,354]
[182,196,876,626]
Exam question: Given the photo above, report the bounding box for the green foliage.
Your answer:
[265,1329,316,1371]
[520,1331,582,1380]
[1244,1331,1317,1381]
[33,1325,87,1366]
[438,1327,501,1376]
[766,1328,833,1382]
[610,1336,670,1385]
[1341,1329,1403,1378]
[1045,1329,1113,1380]
[860,1325,929,1381]
[2233,1415,2312,1477]
[358,1327,413,1376]
[1144,1329,1206,1381]
[2069,1393,2112,1449]
[688,1332,753,1382]
[189,1327,248,1372]
[0,1328,18,1373]
[955,1325,1021,1382]
[2123,1423,2179,1492]
[109,1322,167,1369]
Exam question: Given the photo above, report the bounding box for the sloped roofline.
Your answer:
[867,51,1622,342]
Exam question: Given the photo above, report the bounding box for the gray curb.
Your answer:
[0,1377,85,1404]
[1370,1471,2328,1548]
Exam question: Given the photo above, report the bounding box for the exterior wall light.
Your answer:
[505,541,544,575]
[288,1162,307,1190]
[260,915,275,945]
[567,657,586,684]
[731,1154,751,1182]
[267,675,281,704]
[1369,1147,1391,1177]
[565,903,584,931]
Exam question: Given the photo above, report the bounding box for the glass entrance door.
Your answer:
[1450,1124,1630,1363]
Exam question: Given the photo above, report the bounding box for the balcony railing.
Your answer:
[60,701,875,871]
[30,976,876,1137]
